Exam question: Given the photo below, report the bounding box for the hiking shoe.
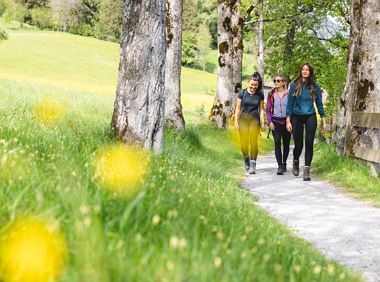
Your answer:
[248,160,256,174]
[243,157,250,171]
[303,166,311,181]
[277,165,284,175]
[282,163,287,172]
[292,160,299,176]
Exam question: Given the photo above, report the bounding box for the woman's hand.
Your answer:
[269,122,275,131]
[286,120,292,132]
[322,120,328,132]
[260,123,265,132]
[234,121,239,131]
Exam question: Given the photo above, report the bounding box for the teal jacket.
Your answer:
[286,82,325,117]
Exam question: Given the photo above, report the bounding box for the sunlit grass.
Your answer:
[314,142,380,206]
[0,28,364,281]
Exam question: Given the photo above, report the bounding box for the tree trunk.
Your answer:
[283,0,297,66]
[231,0,243,116]
[335,0,380,176]
[210,0,236,128]
[256,0,264,78]
[164,0,185,131]
[112,0,166,152]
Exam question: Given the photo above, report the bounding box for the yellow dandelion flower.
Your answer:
[294,265,301,273]
[35,98,67,125]
[169,236,179,249]
[313,265,322,275]
[152,215,160,225]
[0,217,67,282]
[214,256,222,268]
[327,264,335,276]
[178,238,187,249]
[93,143,150,196]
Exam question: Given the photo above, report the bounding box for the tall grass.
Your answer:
[0,29,363,281]
[313,143,380,206]
[0,78,362,281]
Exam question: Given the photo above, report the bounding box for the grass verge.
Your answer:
[313,142,380,207]
[0,79,362,281]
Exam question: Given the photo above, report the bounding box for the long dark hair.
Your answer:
[250,72,263,92]
[294,63,317,99]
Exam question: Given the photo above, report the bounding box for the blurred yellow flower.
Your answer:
[35,98,66,124]
[0,217,67,282]
[93,143,150,196]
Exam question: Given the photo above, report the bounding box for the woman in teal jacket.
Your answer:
[286,63,327,181]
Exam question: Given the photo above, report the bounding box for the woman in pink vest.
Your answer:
[266,74,291,175]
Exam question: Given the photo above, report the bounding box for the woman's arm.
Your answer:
[315,85,327,131]
[286,83,295,132]
[286,83,295,117]
[260,100,265,131]
[234,98,242,130]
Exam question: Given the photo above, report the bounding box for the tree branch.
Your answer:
[309,27,348,49]
[244,1,258,22]
[244,7,313,25]
[335,0,351,25]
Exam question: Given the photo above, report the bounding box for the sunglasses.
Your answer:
[273,79,284,83]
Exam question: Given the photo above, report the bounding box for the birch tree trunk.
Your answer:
[111,0,166,152]
[165,0,185,131]
[256,0,264,78]
[231,0,243,116]
[209,0,235,128]
[335,0,380,176]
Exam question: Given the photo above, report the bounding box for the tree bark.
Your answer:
[283,0,298,65]
[231,0,243,115]
[209,0,236,128]
[256,0,264,78]
[335,0,380,176]
[112,0,166,152]
[164,0,185,131]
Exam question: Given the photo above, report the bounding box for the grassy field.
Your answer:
[0,30,362,281]
[313,143,380,207]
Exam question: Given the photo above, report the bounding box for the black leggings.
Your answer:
[239,116,260,160]
[291,114,317,166]
[272,122,291,166]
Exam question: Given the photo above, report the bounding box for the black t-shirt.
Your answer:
[238,89,264,118]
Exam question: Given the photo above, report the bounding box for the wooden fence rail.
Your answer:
[326,112,380,164]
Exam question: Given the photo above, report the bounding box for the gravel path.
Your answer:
[242,149,380,282]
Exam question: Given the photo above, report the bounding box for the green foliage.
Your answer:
[19,0,49,9]
[0,0,9,16]
[94,0,123,42]
[195,22,212,71]
[68,0,100,37]
[1,0,28,23]
[0,23,7,40]
[30,7,53,29]
[248,0,350,116]
[182,33,197,66]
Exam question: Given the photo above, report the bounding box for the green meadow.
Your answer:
[0,30,362,281]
